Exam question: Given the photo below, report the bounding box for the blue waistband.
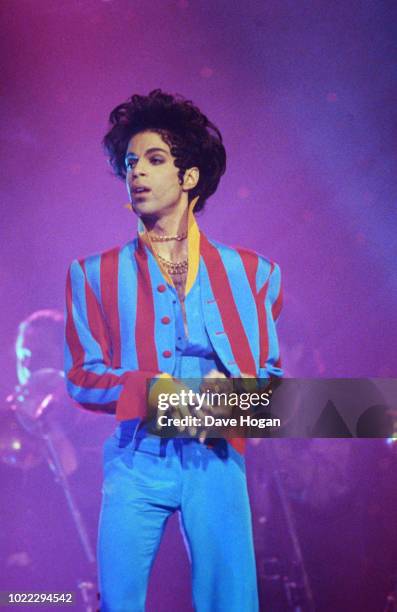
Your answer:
[114,419,229,459]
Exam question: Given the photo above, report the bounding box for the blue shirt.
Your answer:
[169,277,228,386]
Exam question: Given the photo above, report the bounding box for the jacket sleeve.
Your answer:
[64,259,169,420]
[257,261,283,379]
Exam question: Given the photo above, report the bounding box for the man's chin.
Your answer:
[132,202,157,215]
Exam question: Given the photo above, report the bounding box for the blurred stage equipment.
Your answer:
[263,441,316,612]
[2,309,97,612]
[0,408,42,470]
[250,376,396,610]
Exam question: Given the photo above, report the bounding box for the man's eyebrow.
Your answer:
[125,147,169,159]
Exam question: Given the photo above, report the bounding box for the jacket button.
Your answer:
[161,316,171,324]
[157,284,166,293]
[163,350,172,358]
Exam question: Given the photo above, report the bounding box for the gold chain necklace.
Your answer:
[156,252,188,275]
[149,231,187,242]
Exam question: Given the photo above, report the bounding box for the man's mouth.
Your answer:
[132,186,151,195]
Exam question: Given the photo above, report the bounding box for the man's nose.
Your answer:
[132,162,146,178]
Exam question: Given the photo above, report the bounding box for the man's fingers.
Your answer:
[177,400,191,422]
[205,369,226,379]
[198,430,207,444]
[239,372,258,392]
[200,378,233,397]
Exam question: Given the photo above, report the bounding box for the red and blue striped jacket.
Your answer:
[64,204,282,454]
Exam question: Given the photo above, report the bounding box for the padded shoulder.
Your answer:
[207,237,278,289]
[75,238,138,268]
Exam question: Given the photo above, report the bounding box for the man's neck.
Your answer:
[140,209,189,262]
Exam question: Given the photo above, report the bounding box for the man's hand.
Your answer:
[152,370,260,443]
[199,370,258,409]
[198,369,236,442]
[198,370,260,442]
[153,378,209,438]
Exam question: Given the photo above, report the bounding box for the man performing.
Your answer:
[64,89,282,611]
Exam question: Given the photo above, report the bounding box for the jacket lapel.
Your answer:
[133,197,258,377]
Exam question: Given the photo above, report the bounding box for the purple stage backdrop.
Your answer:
[1,1,396,611]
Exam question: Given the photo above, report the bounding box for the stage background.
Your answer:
[1,1,396,610]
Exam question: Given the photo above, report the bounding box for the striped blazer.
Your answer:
[64,204,283,454]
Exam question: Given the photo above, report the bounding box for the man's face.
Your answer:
[125,130,187,219]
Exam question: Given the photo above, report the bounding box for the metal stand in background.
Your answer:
[263,441,316,612]
[5,368,98,612]
[4,312,99,611]
[39,420,95,564]
[37,420,97,612]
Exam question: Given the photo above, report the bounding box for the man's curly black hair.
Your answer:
[103,89,226,213]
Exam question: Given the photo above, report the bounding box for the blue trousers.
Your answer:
[98,421,259,611]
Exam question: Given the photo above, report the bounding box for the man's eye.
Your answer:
[151,157,163,164]
[126,160,135,170]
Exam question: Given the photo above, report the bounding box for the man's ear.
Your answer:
[183,167,200,191]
